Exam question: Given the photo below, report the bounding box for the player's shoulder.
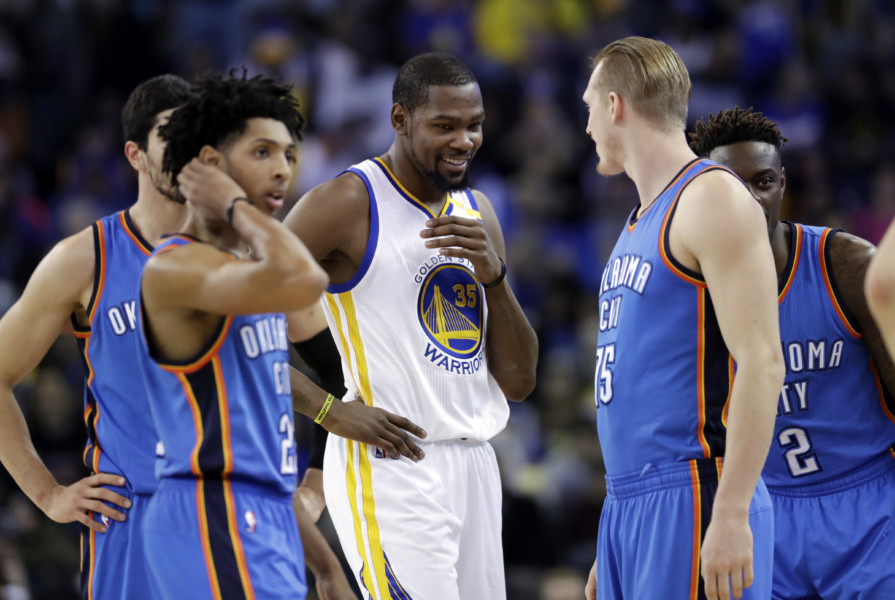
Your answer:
[21,225,97,307]
[824,228,875,275]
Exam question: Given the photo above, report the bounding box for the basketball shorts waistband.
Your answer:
[605,458,724,499]
[766,448,895,497]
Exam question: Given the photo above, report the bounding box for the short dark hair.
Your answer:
[689,106,788,157]
[159,70,305,186]
[121,74,194,149]
[392,52,478,113]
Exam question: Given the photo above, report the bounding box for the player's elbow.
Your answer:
[282,263,329,311]
[500,369,537,402]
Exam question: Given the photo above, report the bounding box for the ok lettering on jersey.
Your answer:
[106,300,138,335]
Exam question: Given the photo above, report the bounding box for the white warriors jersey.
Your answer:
[321,157,509,442]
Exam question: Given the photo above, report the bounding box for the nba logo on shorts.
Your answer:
[101,514,110,528]
[244,510,257,533]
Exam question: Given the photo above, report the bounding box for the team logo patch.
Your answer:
[417,263,483,359]
[244,510,257,533]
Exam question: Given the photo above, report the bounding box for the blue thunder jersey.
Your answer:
[596,159,740,476]
[73,210,158,493]
[136,235,298,496]
[762,223,895,487]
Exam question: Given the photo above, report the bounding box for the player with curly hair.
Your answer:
[691,106,895,599]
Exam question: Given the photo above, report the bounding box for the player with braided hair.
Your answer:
[691,106,895,599]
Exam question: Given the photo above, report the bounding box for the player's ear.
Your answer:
[124,141,146,172]
[198,145,222,167]
[780,166,787,194]
[391,103,408,135]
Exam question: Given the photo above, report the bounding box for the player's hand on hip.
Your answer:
[700,512,754,600]
[45,473,131,533]
[325,398,427,462]
[177,158,247,221]
[584,558,597,600]
[420,216,503,285]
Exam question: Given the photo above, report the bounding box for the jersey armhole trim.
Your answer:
[820,228,861,337]
[327,168,379,294]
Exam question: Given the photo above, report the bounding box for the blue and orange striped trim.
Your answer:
[818,229,861,338]
[688,458,724,600]
[777,222,802,302]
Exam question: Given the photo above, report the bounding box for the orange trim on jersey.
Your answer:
[696,289,711,458]
[869,360,895,426]
[118,211,152,256]
[778,224,802,303]
[634,159,706,231]
[87,224,107,324]
[658,199,706,288]
[372,157,449,218]
[159,316,233,374]
[721,356,734,427]
[196,480,224,600]
[211,358,234,475]
[688,461,702,600]
[819,229,861,338]
[87,525,96,599]
[890,448,895,461]
[223,478,256,599]
[178,372,206,476]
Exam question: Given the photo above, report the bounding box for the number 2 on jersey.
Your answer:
[279,413,298,475]
[595,344,615,405]
[778,426,821,477]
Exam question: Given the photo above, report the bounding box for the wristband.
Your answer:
[314,393,335,424]
[482,258,507,289]
[226,197,249,228]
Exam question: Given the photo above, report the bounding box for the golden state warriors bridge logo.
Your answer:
[417,261,485,373]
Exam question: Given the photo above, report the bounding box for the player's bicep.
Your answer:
[0,237,94,385]
[681,178,780,361]
[287,303,328,343]
[285,174,366,262]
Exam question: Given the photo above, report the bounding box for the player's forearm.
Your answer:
[483,283,538,401]
[293,491,343,578]
[0,389,58,511]
[713,357,783,514]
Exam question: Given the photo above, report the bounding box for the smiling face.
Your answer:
[218,118,297,215]
[708,141,786,237]
[399,83,484,193]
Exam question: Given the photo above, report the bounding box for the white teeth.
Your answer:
[442,157,467,166]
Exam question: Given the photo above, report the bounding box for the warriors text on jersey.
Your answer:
[136,235,298,495]
[74,210,157,493]
[321,157,508,442]
[763,223,895,487]
[596,159,739,476]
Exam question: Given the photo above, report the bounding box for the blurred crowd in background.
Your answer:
[1,0,894,598]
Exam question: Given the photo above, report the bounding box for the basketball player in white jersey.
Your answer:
[283,52,538,600]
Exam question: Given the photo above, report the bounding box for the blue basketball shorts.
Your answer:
[142,478,306,600]
[597,458,774,600]
[80,490,153,600]
[768,450,895,600]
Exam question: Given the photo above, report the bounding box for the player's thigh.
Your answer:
[324,437,463,600]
